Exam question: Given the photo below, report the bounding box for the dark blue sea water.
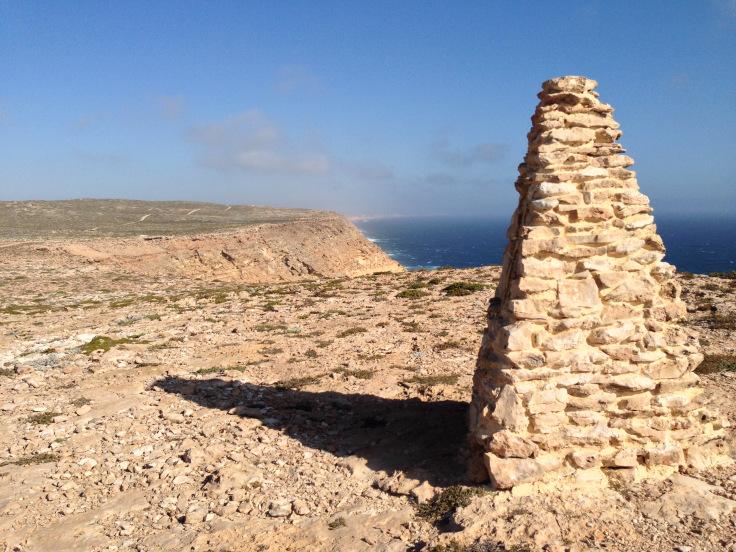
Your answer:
[355,215,736,274]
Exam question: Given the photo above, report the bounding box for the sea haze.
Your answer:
[355,215,736,274]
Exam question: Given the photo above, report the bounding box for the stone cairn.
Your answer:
[469,76,729,490]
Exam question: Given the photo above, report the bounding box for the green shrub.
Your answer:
[397,288,429,299]
[417,485,485,523]
[194,366,221,375]
[401,321,423,333]
[335,367,374,380]
[327,517,346,530]
[434,340,464,351]
[27,412,63,425]
[70,397,91,407]
[81,335,147,355]
[275,375,323,389]
[404,374,459,387]
[443,282,485,296]
[704,314,736,330]
[336,327,367,338]
[254,324,287,332]
[708,271,736,280]
[0,452,59,467]
[696,354,736,374]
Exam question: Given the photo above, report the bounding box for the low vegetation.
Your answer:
[336,326,367,338]
[429,541,530,552]
[254,323,288,333]
[404,373,459,387]
[696,354,736,374]
[0,452,59,467]
[275,375,323,389]
[327,517,346,530]
[443,282,485,296]
[70,397,91,408]
[703,313,736,330]
[416,485,486,524]
[401,320,423,333]
[397,288,429,300]
[335,367,374,380]
[194,365,248,375]
[27,412,63,425]
[434,340,464,351]
[81,335,148,355]
[709,271,736,280]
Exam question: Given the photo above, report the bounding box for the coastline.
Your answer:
[353,214,736,275]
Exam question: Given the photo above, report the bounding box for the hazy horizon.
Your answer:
[1,2,735,217]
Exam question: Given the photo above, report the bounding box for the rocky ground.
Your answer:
[1,249,735,551]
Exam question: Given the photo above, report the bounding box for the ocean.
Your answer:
[355,215,736,275]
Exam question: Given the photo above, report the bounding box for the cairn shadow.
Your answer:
[154,376,469,487]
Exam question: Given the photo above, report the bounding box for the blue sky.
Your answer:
[1,1,734,216]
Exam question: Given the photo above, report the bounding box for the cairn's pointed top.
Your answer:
[542,75,598,94]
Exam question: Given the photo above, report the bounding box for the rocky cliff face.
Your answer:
[0,201,402,283]
[55,214,402,282]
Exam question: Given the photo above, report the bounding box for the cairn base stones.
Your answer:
[469,76,730,490]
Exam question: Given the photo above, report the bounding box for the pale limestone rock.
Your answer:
[469,75,722,488]
[503,322,537,351]
[569,449,600,469]
[618,392,652,411]
[483,453,545,490]
[558,278,601,308]
[646,443,685,466]
[492,386,529,432]
[267,500,292,518]
[488,430,539,459]
[410,481,435,505]
[606,373,656,391]
[527,388,568,414]
[541,329,586,351]
[607,448,640,468]
[532,412,568,433]
[640,474,736,522]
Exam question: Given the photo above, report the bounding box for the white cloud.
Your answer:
[431,138,509,167]
[188,109,330,175]
[75,150,128,164]
[73,115,97,130]
[276,65,323,94]
[339,160,395,181]
[416,172,499,188]
[713,0,736,17]
[158,95,185,121]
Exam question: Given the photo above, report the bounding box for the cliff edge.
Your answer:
[0,200,402,282]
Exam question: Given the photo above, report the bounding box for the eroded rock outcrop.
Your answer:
[54,214,402,283]
[469,76,730,489]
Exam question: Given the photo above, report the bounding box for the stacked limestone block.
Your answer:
[469,76,729,489]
